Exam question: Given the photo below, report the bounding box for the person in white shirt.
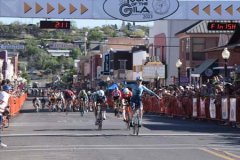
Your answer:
[0,85,11,148]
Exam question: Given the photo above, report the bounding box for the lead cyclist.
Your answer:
[130,76,160,127]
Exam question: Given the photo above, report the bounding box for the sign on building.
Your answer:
[0,44,25,50]
[143,64,165,80]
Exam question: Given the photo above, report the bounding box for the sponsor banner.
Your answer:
[221,98,228,120]
[229,98,236,122]
[200,98,206,117]
[192,98,197,117]
[104,0,179,22]
[2,0,240,21]
[104,54,110,73]
[209,98,216,119]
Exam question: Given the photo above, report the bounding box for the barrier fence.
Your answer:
[142,95,240,123]
[12,93,240,124]
[8,93,28,116]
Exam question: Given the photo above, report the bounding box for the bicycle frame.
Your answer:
[114,99,122,117]
[122,100,132,130]
[79,98,85,116]
[96,102,104,130]
[132,106,140,136]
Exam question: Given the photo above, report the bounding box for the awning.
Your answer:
[145,61,163,65]
[191,59,217,77]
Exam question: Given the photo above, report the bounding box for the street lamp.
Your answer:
[222,48,230,82]
[176,58,183,86]
[84,32,88,56]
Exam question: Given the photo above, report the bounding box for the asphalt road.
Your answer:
[1,98,240,160]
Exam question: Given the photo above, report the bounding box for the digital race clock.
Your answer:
[207,22,239,31]
[40,21,71,29]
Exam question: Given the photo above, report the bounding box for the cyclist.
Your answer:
[54,89,65,111]
[111,87,122,116]
[0,85,11,148]
[121,87,133,122]
[87,91,93,111]
[93,89,107,124]
[48,92,57,112]
[63,89,75,112]
[32,97,41,112]
[130,76,160,127]
[78,89,89,113]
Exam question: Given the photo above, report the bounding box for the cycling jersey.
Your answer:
[64,89,74,100]
[78,91,88,101]
[130,84,158,108]
[112,90,121,98]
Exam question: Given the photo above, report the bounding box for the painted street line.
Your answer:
[1,133,216,137]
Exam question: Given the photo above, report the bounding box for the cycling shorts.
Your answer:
[130,97,143,109]
[56,98,62,102]
[113,96,120,101]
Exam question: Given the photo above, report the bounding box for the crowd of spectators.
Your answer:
[149,74,240,99]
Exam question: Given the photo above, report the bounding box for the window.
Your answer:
[119,60,127,70]
[192,38,205,61]
[155,47,161,57]
[181,38,190,61]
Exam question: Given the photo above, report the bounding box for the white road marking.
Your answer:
[1,145,240,153]
[1,133,216,137]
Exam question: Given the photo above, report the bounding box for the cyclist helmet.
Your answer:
[87,91,91,95]
[136,76,143,81]
[123,88,130,95]
[114,86,118,90]
[2,85,12,91]
[97,90,105,97]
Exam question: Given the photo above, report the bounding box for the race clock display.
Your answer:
[40,21,70,29]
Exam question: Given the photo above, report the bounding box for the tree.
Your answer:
[131,29,145,38]
[18,62,27,72]
[102,25,117,37]
[71,48,82,59]
[21,71,31,84]
[88,28,104,41]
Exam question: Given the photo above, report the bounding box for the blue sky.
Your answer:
[0,17,153,28]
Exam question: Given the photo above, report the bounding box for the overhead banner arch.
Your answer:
[0,0,240,22]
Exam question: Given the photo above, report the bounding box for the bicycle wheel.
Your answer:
[133,114,139,135]
[80,103,84,116]
[125,107,130,130]
[66,103,71,115]
[98,110,103,130]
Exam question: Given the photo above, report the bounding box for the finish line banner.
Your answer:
[0,0,240,22]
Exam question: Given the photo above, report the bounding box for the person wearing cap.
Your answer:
[129,76,160,127]
[0,85,11,148]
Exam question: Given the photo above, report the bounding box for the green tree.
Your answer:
[102,25,117,37]
[71,48,82,59]
[131,29,145,38]
[18,62,27,72]
[21,71,31,84]
[88,28,104,41]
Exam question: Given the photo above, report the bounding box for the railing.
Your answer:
[142,94,240,123]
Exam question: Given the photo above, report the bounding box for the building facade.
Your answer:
[149,20,198,85]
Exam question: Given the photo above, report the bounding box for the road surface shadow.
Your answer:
[143,115,240,134]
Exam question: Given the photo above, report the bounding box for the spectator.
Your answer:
[0,84,12,148]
